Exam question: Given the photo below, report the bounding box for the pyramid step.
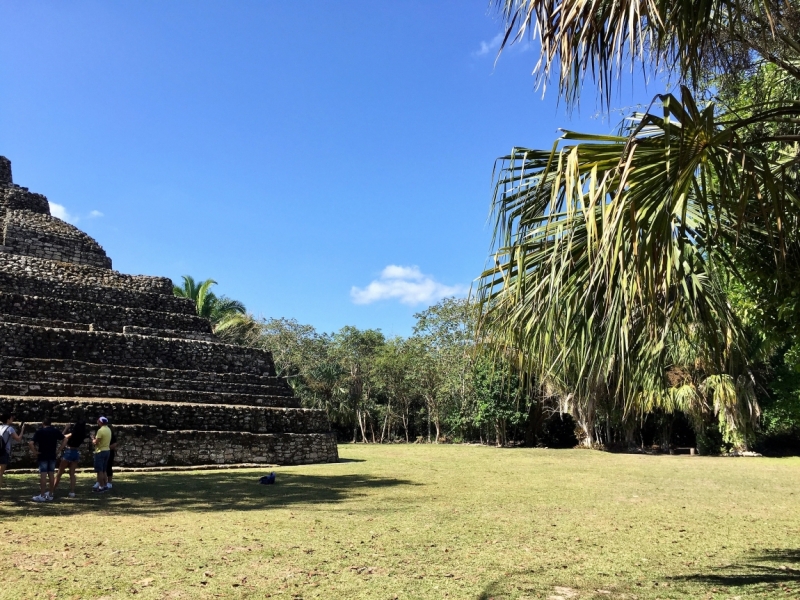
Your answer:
[0,270,196,314]
[3,395,329,434]
[0,313,90,331]
[122,325,216,342]
[0,379,299,407]
[0,252,171,294]
[0,322,275,376]
[0,290,212,333]
[0,362,294,398]
[0,357,289,388]
[1,367,292,397]
[3,208,112,269]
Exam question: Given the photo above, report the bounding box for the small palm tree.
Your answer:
[173,275,247,332]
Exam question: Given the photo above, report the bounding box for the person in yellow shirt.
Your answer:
[92,417,112,493]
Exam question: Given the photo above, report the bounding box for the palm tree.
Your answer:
[477,0,800,447]
[173,275,247,333]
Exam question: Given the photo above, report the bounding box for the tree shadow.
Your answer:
[474,569,545,600]
[473,551,800,599]
[0,470,419,516]
[671,548,800,592]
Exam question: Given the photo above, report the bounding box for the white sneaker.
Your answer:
[32,495,47,502]
[106,483,113,489]
[45,492,53,501]
[68,492,75,498]
[92,482,100,490]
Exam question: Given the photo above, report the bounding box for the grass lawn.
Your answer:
[1,445,799,599]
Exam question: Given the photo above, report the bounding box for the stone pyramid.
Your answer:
[0,157,337,467]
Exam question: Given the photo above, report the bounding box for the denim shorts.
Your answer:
[93,450,110,473]
[38,459,57,473]
[62,448,80,463]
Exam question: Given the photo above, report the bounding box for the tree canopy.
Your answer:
[477,0,800,447]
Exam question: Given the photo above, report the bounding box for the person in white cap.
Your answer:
[92,417,112,493]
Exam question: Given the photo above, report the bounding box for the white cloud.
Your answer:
[49,202,78,224]
[473,32,532,58]
[351,265,468,306]
[48,203,104,224]
[474,33,503,57]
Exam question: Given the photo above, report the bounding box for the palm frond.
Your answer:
[493,0,800,104]
[477,88,800,419]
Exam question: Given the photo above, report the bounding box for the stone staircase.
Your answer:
[0,156,337,468]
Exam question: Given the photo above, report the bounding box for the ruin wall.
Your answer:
[0,291,212,333]
[0,253,173,294]
[9,424,338,468]
[2,397,327,433]
[0,323,276,375]
[3,210,112,268]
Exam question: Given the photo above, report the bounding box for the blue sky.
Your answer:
[0,1,652,336]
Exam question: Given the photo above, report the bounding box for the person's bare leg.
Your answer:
[47,471,55,496]
[98,471,108,488]
[69,463,77,494]
[53,460,67,492]
[39,472,47,496]
[0,464,6,490]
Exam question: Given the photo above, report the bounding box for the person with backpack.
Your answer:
[53,415,88,498]
[0,412,24,493]
[28,416,65,502]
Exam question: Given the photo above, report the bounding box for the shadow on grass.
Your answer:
[1,470,419,515]
[672,548,800,592]
[473,551,800,599]
[476,575,525,600]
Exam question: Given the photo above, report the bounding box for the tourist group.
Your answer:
[0,411,118,501]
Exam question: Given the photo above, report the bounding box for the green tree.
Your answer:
[257,317,329,380]
[304,360,349,427]
[477,0,800,449]
[412,298,476,442]
[373,337,418,442]
[472,352,526,447]
[331,326,386,443]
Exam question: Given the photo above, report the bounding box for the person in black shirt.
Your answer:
[53,417,88,498]
[28,417,64,502]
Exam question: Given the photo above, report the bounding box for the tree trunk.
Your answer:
[572,396,596,447]
[380,401,391,443]
[427,403,432,443]
[358,409,368,443]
